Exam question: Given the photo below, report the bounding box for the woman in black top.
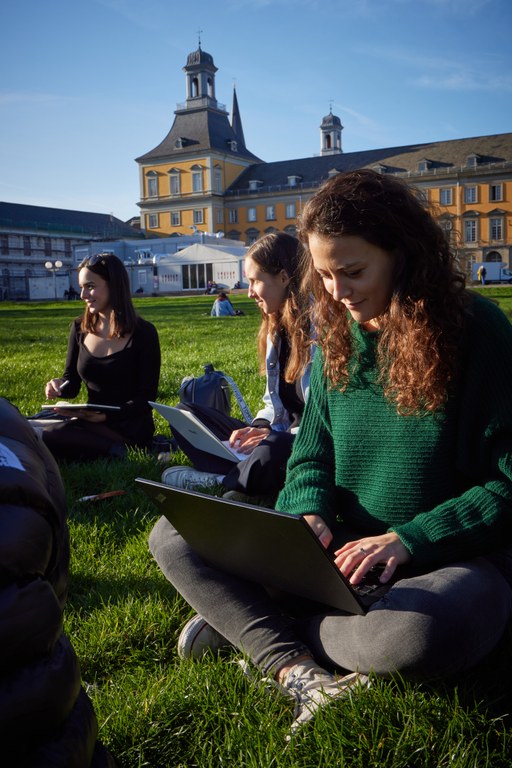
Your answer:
[42,252,161,461]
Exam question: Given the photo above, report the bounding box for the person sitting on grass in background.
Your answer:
[210,292,236,317]
[0,397,117,766]
[160,231,314,506]
[149,169,512,736]
[38,252,161,462]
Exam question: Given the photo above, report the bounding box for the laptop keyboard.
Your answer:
[351,564,391,602]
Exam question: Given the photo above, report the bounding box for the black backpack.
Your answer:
[179,363,253,422]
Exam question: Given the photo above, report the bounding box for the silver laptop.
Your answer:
[137,478,392,615]
[149,402,247,463]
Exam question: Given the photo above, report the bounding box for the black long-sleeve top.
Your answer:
[62,316,161,449]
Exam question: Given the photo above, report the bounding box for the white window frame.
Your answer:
[148,213,159,229]
[193,209,204,225]
[228,209,238,224]
[265,205,276,221]
[464,219,477,243]
[440,188,453,206]
[489,183,503,202]
[192,167,203,193]
[247,207,257,222]
[171,211,181,227]
[285,203,296,219]
[464,186,477,204]
[170,173,180,195]
[213,167,222,193]
[490,217,503,241]
[147,175,158,198]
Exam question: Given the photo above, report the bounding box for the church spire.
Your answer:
[230,86,246,148]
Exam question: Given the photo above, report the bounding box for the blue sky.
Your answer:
[2,0,511,221]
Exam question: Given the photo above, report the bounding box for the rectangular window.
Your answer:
[247,207,257,222]
[23,236,31,255]
[285,203,296,219]
[266,205,276,220]
[490,217,503,240]
[192,171,203,193]
[464,219,477,242]
[440,188,453,206]
[1,234,8,255]
[170,175,180,195]
[214,169,222,193]
[489,183,503,202]
[148,214,159,229]
[171,211,181,226]
[464,186,477,204]
[216,209,223,225]
[193,209,204,225]
[229,209,238,224]
[147,177,158,197]
[44,237,52,257]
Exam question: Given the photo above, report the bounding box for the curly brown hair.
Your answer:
[245,233,311,383]
[298,169,468,413]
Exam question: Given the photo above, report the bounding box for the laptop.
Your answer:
[137,478,392,615]
[149,402,247,463]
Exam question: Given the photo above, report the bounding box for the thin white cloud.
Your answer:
[354,44,512,93]
[414,72,512,91]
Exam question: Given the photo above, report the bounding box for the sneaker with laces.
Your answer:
[177,614,232,659]
[280,660,369,736]
[161,465,224,491]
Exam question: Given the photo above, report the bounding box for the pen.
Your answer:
[59,380,70,393]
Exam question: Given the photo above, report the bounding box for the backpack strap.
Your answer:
[222,374,253,424]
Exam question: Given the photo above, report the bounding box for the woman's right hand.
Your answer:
[45,378,65,400]
[229,426,271,454]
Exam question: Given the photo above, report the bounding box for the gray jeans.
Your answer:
[149,516,512,680]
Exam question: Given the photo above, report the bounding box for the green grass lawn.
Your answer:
[1,289,512,767]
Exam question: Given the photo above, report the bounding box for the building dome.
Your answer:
[321,111,342,129]
[186,46,216,71]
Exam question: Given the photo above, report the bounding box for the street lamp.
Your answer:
[45,260,63,300]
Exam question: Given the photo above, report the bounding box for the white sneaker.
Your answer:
[161,465,224,491]
[280,660,369,736]
[177,614,232,659]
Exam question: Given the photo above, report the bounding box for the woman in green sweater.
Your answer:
[149,169,512,735]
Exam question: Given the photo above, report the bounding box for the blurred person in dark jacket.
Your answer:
[0,397,116,767]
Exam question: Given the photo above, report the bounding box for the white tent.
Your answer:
[154,242,247,293]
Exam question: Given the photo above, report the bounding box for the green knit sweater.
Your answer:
[276,293,512,567]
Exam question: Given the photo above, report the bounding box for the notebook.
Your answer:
[149,401,248,463]
[137,478,392,615]
[40,401,121,413]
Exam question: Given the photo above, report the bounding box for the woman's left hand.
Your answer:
[334,532,411,584]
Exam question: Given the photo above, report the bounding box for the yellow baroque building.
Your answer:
[136,43,512,279]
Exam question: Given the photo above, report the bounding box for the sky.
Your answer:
[2,0,511,222]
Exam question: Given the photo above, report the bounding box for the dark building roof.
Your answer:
[136,104,261,164]
[226,132,512,195]
[0,202,142,239]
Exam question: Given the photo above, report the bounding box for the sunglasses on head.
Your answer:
[80,253,109,270]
